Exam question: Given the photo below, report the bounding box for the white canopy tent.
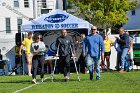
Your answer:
[21,9,92,32]
[21,9,93,74]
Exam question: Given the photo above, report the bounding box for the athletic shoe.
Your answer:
[107,68,112,72]
[32,79,37,84]
[90,74,93,80]
[86,70,89,73]
[129,66,133,71]
[96,76,100,80]
[28,72,32,76]
[41,78,44,82]
[64,76,69,82]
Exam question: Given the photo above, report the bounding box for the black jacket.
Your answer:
[0,54,2,60]
[55,35,75,56]
[117,33,130,49]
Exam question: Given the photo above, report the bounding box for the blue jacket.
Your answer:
[44,49,54,56]
[82,34,104,58]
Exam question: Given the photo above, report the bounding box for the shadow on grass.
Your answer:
[0,78,83,84]
[44,78,81,82]
[0,80,31,84]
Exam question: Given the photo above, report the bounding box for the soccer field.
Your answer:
[0,71,140,93]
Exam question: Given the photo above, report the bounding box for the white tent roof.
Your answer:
[21,9,91,32]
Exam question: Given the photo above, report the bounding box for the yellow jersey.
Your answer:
[22,38,33,54]
[104,39,114,52]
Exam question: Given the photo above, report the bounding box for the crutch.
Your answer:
[51,44,60,82]
[70,45,80,82]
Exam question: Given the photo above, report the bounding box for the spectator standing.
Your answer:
[72,34,80,53]
[114,39,121,71]
[0,49,5,74]
[103,35,114,71]
[78,33,87,73]
[0,49,2,60]
[115,27,130,73]
[125,31,133,71]
[82,26,104,80]
[19,32,33,76]
[14,45,22,74]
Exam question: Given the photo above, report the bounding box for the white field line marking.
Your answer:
[13,76,50,93]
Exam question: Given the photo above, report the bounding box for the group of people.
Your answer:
[14,32,44,83]
[15,30,75,83]
[101,27,133,73]
[13,25,133,84]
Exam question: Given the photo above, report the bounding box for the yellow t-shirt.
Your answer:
[22,38,33,54]
[104,39,114,52]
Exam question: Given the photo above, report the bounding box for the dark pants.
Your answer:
[14,55,23,74]
[116,52,121,71]
[59,55,71,77]
[32,55,45,79]
[78,53,86,73]
[15,55,22,64]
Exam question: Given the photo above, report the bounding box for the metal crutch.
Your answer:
[70,46,80,82]
[51,44,60,82]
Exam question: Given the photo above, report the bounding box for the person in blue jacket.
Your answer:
[82,26,104,80]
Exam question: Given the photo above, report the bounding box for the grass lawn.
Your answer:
[0,71,140,93]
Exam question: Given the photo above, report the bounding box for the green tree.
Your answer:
[67,0,138,29]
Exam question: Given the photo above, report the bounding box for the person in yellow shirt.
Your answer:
[103,35,114,71]
[19,32,33,76]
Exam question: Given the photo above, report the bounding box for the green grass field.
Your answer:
[0,71,140,93]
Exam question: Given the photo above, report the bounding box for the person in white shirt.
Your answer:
[30,34,46,84]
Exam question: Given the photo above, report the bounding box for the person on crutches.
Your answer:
[55,29,75,82]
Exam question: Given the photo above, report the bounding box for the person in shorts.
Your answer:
[19,32,33,76]
[103,35,114,71]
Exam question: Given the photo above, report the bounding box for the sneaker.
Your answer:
[107,68,112,72]
[86,70,89,73]
[96,76,100,80]
[64,76,69,82]
[28,72,32,76]
[41,78,44,82]
[90,74,93,80]
[32,79,37,84]
[129,66,133,71]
